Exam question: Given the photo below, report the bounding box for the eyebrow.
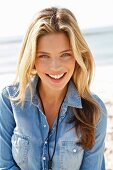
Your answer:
[37,49,72,54]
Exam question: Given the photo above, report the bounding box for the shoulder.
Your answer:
[0,83,19,109]
[0,83,20,119]
[0,83,19,99]
[92,94,107,115]
[92,93,107,129]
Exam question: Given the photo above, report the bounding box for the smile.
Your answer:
[48,73,65,79]
[46,73,66,82]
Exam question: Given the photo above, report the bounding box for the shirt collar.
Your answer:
[63,80,82,108]
[25,75,38,101]
[25,75,82,109]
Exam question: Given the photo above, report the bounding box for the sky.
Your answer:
[0,0,113,38]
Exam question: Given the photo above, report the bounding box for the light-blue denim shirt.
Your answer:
[0,76,107,170]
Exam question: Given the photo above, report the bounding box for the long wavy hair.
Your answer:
[11,7,101,149]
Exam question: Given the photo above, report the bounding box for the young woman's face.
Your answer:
[35,32,76,91]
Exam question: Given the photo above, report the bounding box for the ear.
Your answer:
[31,65,37,75]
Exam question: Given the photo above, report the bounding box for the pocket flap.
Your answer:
[61,141,83,153]
[12,133,29,146]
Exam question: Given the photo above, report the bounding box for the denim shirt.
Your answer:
[0,76,107,170]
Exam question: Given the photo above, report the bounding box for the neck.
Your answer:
[38,81,67,106]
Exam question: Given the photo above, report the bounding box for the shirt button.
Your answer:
[73,149,77,153]
[43,157,46,160]
[43,124,46,128]
[45,141,47,144]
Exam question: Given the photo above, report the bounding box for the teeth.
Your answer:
[48,73,64,79]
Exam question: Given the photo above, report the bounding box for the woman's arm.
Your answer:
[80,95,107,170]
[0,87,21,170]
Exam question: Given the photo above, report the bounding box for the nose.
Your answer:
[50,58,62,71]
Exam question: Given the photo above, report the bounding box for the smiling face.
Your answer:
[35,32,76,92]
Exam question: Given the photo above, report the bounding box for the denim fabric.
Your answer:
[0,76,107,170]
[101,157,106,170]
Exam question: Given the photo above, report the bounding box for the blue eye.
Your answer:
[38,55,49,58]
[61,53,71,57]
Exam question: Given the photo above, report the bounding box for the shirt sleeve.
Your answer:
[0,87,21,170]
[80,95,107,170]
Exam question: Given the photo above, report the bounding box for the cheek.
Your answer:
[35,61,48,73]
[68,60,76,71]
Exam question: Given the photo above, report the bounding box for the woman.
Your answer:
[0,7,107,170]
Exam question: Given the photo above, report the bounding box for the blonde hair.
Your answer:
[12,7,101,149]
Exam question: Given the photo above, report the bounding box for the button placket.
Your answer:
[40,111,50,141]
[42,154,48,170]
[40,113,50,170]
[42,145,48,169]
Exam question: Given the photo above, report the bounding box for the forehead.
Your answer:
[37,32,70,52]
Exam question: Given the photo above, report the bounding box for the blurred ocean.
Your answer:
[0,26,113,75]
[84,26,113,66]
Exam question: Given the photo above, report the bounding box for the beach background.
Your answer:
[0,26,113,170]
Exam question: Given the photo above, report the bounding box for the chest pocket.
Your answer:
[60,141,84,170]
[11,133,29,168]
